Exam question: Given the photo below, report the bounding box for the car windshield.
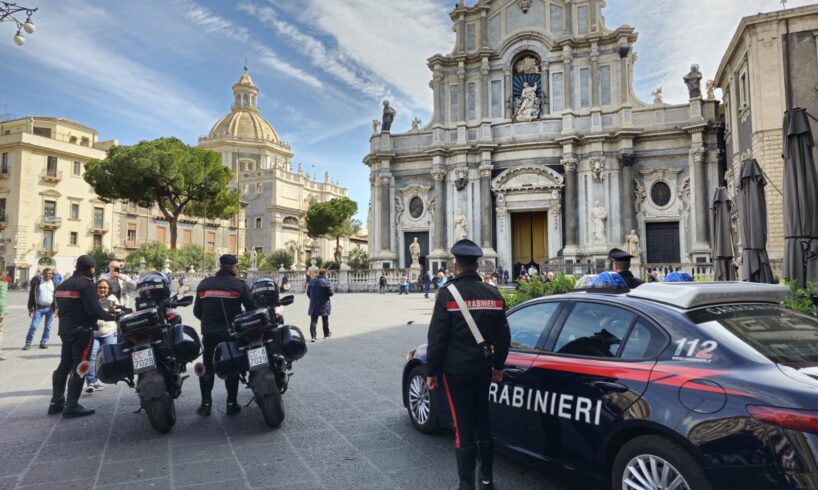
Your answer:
[687,304,818,367]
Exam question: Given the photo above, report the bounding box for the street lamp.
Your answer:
[1,2,38,46]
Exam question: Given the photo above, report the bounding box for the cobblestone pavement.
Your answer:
[0,291,578,489]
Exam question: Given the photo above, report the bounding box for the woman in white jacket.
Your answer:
[85,279,119,393]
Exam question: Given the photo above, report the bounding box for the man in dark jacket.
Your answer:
[306,269,333,342]
[193,254,255,416]
[49,255,115,417]
[609,248,644,289]
[422,271,431,298]
[426,239,511,490]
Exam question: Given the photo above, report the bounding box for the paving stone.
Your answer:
[36,440,106,463]
[19,456,101,486]
[96,456,170,486]
[97,476,172,489]
[243,459,318,488]
[172,458,245,487]
[19,478,97,490]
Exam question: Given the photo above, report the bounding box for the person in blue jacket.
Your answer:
[306,269,333,342]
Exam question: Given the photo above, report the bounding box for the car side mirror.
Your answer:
[279,295,294,306]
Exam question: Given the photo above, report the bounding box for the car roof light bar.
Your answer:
[626,282,788,309]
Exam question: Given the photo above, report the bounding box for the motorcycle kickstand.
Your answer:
[244,396,255,408]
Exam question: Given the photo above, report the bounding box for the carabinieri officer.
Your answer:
[426,239,511,490]
[193,254,254,416]
[609,248,644,289]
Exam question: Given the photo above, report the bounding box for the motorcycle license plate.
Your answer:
[131,348,156,373]
[247,347,268,371]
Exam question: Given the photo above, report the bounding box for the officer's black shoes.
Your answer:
[47,401,64,415]
[477,440,495,489]
[62,403,95,418]
[197,402,212,416]
[226,401,241,416]
[324,332,332,339]
[455,446,477,490]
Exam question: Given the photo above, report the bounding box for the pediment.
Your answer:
[491,165,564,193]
[39,189,61,198]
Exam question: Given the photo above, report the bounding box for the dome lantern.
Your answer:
[205,65,280,144]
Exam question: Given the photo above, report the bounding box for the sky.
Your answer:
[0,0,811,222]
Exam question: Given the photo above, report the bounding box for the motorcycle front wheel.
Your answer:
[138,370,176,433]
[250,368,285,428]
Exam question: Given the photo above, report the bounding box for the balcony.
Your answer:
[124,239,138,250]
[0,170,8,180]
[89,221,109,234]
[39,216,62,229]
[38,244,59,256]
[0,215,6,228]
[41,169,63,182]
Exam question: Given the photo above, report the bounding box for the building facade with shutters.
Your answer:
[365,0,722,275]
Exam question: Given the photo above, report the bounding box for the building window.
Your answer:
[69,136,77,144]
[46,156,58,176]
[81,136,90,147]
[43,200,56,218]
[33,127,51,138]
[739,71,749,110]
[157,227,167,244]
[551,72,564,112]
[255,217,262,229]
[490,79,503,119]
[466,82,477,121]
[70,203,79,220]
[577,5,589,34]
[43,230,54,252]
[70,232,78,246]
[1,152,8,174]
[93,234,102,249]
[127,224,137,242]
[550,4,564,34]
[73,161,81,176]
[183,229,192,245]
[0,198,6,220]
[449,85,459,123]
[579,68,591,108]
[93,207,104,228]
[207,232,216,251]
[599,65,611,106]
[465,22,476,51]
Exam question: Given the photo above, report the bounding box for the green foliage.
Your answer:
[783,281,818,319]
[500,274,577,309]
[267,249,294,271]
[238,249,266,272]
[125,242,174,271]
[84,137,239,249]
[348,246,369,271]
[174,244,216,272]
[305,198,359,251]
[86,247,117,274]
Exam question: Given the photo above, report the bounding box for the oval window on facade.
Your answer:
[409,196,424,219]
[650,181,672,207]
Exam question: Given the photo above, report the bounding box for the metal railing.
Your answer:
[40,215,62,228]
[41,169,62,181]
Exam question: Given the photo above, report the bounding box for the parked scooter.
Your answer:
[97,273,202,433]
[211,278,306,428]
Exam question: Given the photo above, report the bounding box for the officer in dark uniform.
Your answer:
[193,254,254,416]
[49,255,115,417]
[426,239,511,490]
[609,248,644,288]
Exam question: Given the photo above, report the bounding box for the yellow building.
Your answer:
[0,116,117,283]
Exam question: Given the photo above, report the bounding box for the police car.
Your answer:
[402,282,818,489]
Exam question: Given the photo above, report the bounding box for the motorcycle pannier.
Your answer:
[119,308,164,336]
[232,308,272,336]
[96,342,133,383]
[275,325,307,362]
[213,340,248,379]
[172,324,202,363]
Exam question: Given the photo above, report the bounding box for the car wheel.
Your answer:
[406,365,439,434]
[612,435,713,490]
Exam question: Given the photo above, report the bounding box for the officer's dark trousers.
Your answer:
[309,315,329,339]
[52,330,93,407]
[200,334,238,403]
[441,369,492,448]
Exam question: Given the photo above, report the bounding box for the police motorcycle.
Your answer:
[210,278,306,428]
[96,273,202,433]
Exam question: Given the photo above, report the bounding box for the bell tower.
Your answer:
[231,63,259,113]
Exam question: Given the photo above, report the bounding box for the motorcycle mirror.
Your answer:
[278,295,295,306]
[175,295,194,307]
[177,285,191,295]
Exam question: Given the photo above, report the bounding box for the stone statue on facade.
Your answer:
[454,168,468,191]
[454,208,469,240]
[514,82,539,122]
[591,200,608,244]
[372,119,380,135]
[683,64,703,99]
[651,87,664,105]
[334,244,342,263]
[381,100,396,132]
[250,249,258,271]
[514,56,539,74]
[706,79,716,100]
[625,229,640,259]
[409,237,421,267]
[411,117,422,131]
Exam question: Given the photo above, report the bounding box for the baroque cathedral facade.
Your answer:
[365,0,722,274]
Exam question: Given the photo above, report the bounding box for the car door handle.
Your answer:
[503,367,528,379]
[591,381,629,393]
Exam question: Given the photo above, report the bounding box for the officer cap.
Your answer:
[451,239,483,259]
[75,255,96,272]
[608,248,633,262]
[219,254,238,266]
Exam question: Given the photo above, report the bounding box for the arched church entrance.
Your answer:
[511,212,548,275]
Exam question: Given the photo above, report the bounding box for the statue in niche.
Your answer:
[409,237,421,267]
[514,82,539,122]
[625,229,640,258]
[454,208,469,239]
[591,200,608,244]
[651,87,664,105]
[683,64,703,99]
[381,100,396,132]
[706,79,716,100]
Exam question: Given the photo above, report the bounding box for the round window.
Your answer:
[409,196,424,219]
[650,181,672,207]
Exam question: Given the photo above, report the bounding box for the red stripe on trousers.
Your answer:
[442,373,461,448]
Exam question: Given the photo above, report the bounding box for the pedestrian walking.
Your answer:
[307,269,333,342]
[400,274,410,295]
[25,268,56,350]
[426,239,510,490]
[85,279,119,393]
[99,260,137,308]
[193,255,255,416]
[378,274,387,294]
[49,255,116,417]
[52,269,63,286]
[0,270,7,361]
[422,271,431,298]
[502,270,509,285]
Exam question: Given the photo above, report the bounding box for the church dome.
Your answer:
[207,67,280,144]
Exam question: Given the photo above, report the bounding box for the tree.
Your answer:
[86,247,117,273]
[84,137,239,249]
[348,246,369,271]
[267,249,294,270]
[175,244,216,272]
[125,242,174,271]
[305,197,359,256]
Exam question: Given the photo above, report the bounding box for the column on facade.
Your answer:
[619,152,637,239]
[563,48,573,112]
[504,69,512,119]
[432,168,447,251]
[379,173,392,252]
[590,44,600,107]
[479,161,493,249]
[432,66,444,125]
[541,62,549,114]
[691,147,709,244]
[480,10,488,49]
[458,62,466,123]
[620,49,630,105]
[562,156,579,247]
[565,0,573,35]
[481,58,490,120]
